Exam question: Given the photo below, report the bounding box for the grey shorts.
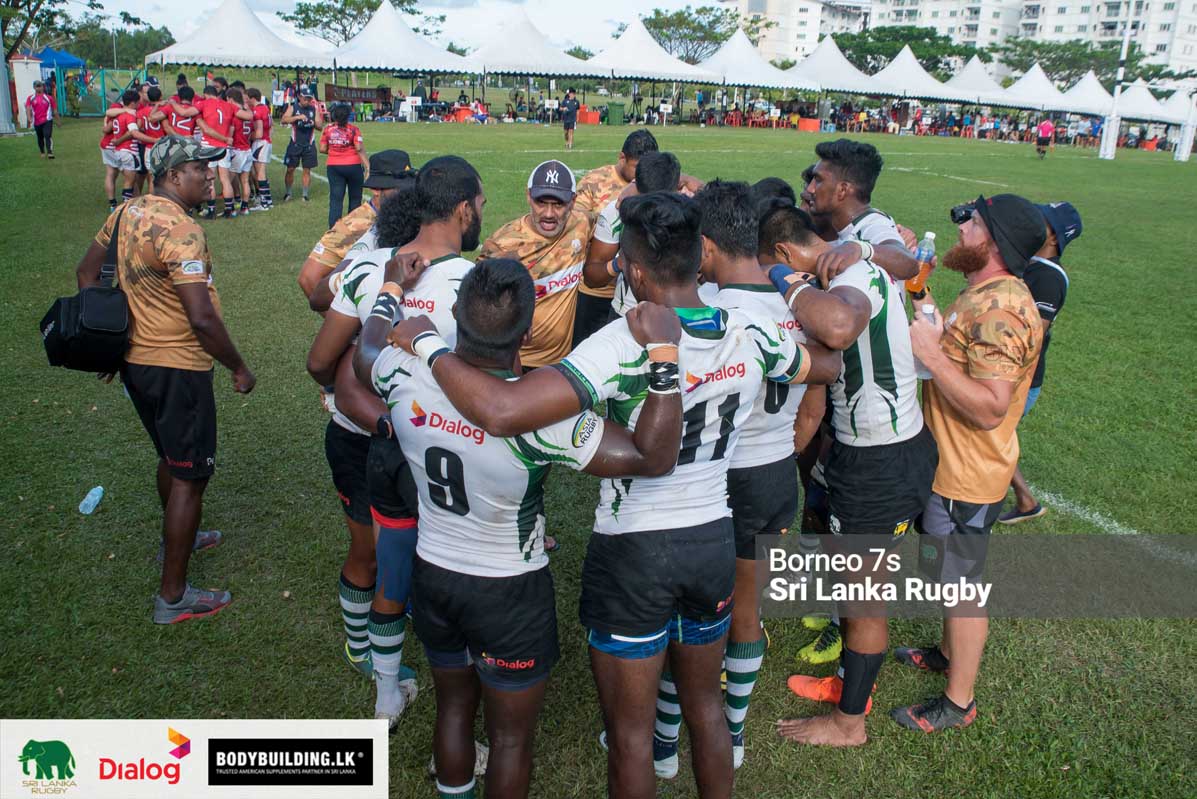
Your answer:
[916,491,1002,584]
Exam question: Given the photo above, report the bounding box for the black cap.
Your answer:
[1035,201,1082,254]
[299,87,314,98]
[973,194,1047,278]
[365,150,415,189]
[143,76,159,87]
[527,160,576,203]
[567,87,576,94]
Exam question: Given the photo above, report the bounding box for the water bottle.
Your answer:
[914,304,937,381]
[905,231,936,298]
[79,486,104,515]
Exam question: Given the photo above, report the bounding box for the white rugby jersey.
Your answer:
[594,200,638,318]
[827,260,923,447]
[327,250,472,434]
[711,284,808,469]
[372,350,602,578]
[346,226,378,257]
[836,208,905,250]
[556,306,806,535]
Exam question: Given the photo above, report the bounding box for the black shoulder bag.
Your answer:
[40,210,130,373]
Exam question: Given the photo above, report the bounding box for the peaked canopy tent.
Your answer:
[588,19,719,83]
[1004,63,1070,111]
[256,12,337,57]
[1160,87,1197,126]
[700,29,818,91]
[335,1,478,73]
[145,0,332,69]
[1115,78,1170,122]
[870,45,973,103]
[786,36,900,97]
[1060,70,1113,117]
[945,55,1014,107]
[470,11,601,77]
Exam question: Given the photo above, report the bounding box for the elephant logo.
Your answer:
[18,739,75,780]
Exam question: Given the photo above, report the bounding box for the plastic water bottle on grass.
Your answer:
[79,486,104,515]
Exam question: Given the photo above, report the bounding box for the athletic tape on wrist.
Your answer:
[412,331,450,369]
[369,291,400,322]
[768,264,797,296]
[648,360,680,394]
[646,343,679,364]
[858,240,874,262]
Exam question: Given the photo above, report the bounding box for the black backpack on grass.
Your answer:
[40,209,129,373]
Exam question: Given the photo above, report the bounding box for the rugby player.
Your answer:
[389,192,838,797]
[561,87,581,150]
[478,160,592,368]
[224,88,256,217]
[362,258,683,799]
[281,88,323,203]
[162,86,199,140]
[194,85,238,219]
[108,90,154,204]
[312,156,482,727]
[800,140,918,282]
[298,150,417,301]
[246,88,274,210]
[765,201,937,747]
[572,129,659,345]
[893,195,1044,732]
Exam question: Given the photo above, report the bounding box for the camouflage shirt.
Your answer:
[574,164,629,300]
[307,201,377,271]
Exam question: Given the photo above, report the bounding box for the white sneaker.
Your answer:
[428,741,489,777]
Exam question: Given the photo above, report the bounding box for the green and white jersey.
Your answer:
[372,349,603,578]
[329,250,472,345]
[827,260,922,446]
[712,284,809,469]
[837,207,905,249]
[327,250,472,435]
[555,306,806,535]
[346,226,378,258]
[594,200,638,318]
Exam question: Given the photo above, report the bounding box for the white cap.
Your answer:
[924,231,936,240]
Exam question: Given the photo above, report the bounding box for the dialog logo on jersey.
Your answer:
[684,362,747,393]
[413,401,485,444]
[409,401,428,427]
[404,296,435,313]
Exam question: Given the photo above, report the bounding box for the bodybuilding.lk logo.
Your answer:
[98,728,186,785]
[684,362,747,394]
[19,738,77,794]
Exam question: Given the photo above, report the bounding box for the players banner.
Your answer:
[1,719,387,798]
[756,533,1197,619]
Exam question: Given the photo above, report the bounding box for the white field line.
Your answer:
[890,166,1009,188]
[271,154,329,182]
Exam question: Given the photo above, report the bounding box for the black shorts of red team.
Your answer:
[727,455,800,559]
[122,363,216,480]
[413,556,559,691]
[824,425,938,551]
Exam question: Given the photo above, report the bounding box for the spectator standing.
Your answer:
[281,88,324,203]
[561,87,581,150]
[999,201,1082,524]
[74,135,255,624]
[1036,118,1055,157]
[320,104,369,229]
[25,79,56,159]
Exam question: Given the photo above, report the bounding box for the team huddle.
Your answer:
[290,130,1056,798]
[84,121,1066,798]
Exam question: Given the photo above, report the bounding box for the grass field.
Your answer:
[1,118,1194,799]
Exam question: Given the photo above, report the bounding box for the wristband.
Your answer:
[787,280,814,313]
[412,331,450,369]
[768,264,798,296]
[646,343,679,364]
[648,360,680,394]
[376,414,395,440]
[369,291,400,322]
[379,281,403,298]
[857,240,874,262]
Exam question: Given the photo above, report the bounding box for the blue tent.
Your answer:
[31,47,86,69]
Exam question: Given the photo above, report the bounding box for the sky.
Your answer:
[87,0,698,53]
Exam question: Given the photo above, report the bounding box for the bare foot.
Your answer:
[776,710,867,747]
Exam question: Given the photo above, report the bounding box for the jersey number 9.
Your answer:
[426,447,469,516]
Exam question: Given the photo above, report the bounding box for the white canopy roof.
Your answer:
[256,12,336,56]
[470,11,599,77]
[1114,78,1169,122]
[147,0,332,68]
[700,29,818,91]
[589,19,719,83]
[1005,63,1070,111]
[1060,70,1112,117]
[787,36,899,96]
[945,55,1014,106]
[1160,88,1197,125]
[871,45,973,102]
[336,1,478,73]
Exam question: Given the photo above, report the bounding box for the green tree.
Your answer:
[771,57,796,71]
[566,45,593,60]
[832,26,982,80]
[446,41,469,56]
[61,12,173,68]
[618,5,775,65]
[279,0,443,46]
[990,38,1196,88]
[2,0,103,59]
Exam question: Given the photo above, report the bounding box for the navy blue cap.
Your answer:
[1036,202,1082,254]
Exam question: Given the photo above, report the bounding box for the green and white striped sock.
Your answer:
[370,610,406,715]
[654,669,682,743]
[339,574,373,660]
[436,778,475,798]
[724,637,767,736]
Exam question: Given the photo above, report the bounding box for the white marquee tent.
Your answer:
[1004,63,1070,111]
[787,36,899,96]
[871,45,973,102]
[1160,88,1197,125]
[335,1,477,73]
[700,29,818,91]
[146,0,332,69]
[945,55,1014,107]
[1115,78,1170,122]
[588,19,719,83]
[469,11,598,77]
[1060,70,1113,117]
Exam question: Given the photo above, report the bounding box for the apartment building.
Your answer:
[719,0,870,62]
[1017,0,1197,72]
